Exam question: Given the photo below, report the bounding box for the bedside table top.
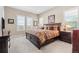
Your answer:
[61,30,72,32]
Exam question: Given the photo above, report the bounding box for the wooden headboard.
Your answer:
[43,23,61,31]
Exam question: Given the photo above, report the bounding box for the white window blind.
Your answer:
[26,16,33,27]
[64,8,79,29]
[64,9,78,21]
[16,16,25,31]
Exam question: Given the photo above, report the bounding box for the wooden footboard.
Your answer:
[26,32,60,49]
[26,32,41,49]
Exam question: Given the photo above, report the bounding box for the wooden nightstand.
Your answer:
[60,31,71,43]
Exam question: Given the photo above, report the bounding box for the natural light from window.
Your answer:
[16,16,25,31]
[26,16,33,28]
[64,8,79,29]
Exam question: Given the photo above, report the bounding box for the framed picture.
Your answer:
[8,18,14,24]
[48,15,55,23]
[33,21,38,26]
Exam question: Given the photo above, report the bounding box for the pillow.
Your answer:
[53,25,58,30]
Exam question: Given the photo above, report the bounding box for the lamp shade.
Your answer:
[66,25,72,28]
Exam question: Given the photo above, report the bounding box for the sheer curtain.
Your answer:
[16,16,33,31]
[64,8,79,29]
[16,16,25,31]
[26,16,33,29]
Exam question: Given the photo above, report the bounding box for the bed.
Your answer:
[25,23,61,49]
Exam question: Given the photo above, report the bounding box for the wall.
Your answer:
[4,6,37,35]
[0,6,4,35]
[39,6,78,30]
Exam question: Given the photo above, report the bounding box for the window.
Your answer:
[16,16,33,31]
[64,8,79,29]
[39,18,44,26]
[16,16,25,31]
[26,16,33,27]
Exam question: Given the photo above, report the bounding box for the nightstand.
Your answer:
[60,31,71,43]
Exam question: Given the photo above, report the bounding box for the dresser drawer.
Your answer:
[0,36,9,53]
[60,31,71,43]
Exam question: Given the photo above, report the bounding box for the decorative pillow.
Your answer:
[53,25,58,30]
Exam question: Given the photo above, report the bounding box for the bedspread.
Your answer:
[26,29,59,44]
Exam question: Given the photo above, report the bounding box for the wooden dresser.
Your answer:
[0,36,9,53]
[73,30,79,53]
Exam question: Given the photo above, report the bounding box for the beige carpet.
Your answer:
[8,36,72,53]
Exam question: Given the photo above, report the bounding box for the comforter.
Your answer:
[26,29,59,44]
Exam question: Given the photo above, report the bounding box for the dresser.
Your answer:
[60,31,71,43]
[0,30,9,53]
[0,36,9,53]
[73,30,79,53]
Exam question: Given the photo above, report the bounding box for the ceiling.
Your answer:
[9,6,55,14]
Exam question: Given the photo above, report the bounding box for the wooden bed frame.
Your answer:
[26,23,61,49]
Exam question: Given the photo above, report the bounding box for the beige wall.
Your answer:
[39,6,78,30]
[4,6,37,35]
[40,6,78,23]
[0,6,4,35]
